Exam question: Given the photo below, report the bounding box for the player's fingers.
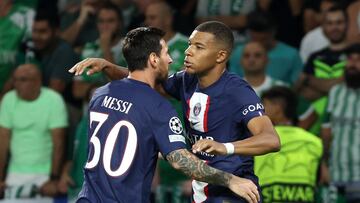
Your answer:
[254,187,260,202]
[70,58,90,75]
[76,58,95,75]
[242,193,252,203]
[205,146,216,154]
[248,189,258,203]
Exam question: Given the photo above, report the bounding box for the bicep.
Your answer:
[247,116,275,137]
[51,128,66,143]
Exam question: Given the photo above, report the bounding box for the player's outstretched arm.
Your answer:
[192,116,280,156]
[166,149,260,203]
[68,58,128,81]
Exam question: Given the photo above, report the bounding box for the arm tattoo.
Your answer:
[166,149,231,187]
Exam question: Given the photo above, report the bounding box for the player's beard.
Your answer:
[345,68,360,89]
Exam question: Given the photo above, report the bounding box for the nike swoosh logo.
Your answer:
[190,121,200,126]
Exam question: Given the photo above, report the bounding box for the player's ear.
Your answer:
[149,52,158,68]
[216,50,228,63]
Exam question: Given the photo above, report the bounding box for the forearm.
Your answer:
[167,149,231,187]
[308,76,343,93]
[103,62,129,81]
[232,132,280,156]
[51,129,65,177]
[60,21,83,45]
[0,128,10,180]
[300,86,324,101]
[321,127,332,162]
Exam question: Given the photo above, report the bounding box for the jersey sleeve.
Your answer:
[48,90,69,129]
[152,100,187,157]
[230,81,265,126]
[162,71,185,100]
[0,92,14,129]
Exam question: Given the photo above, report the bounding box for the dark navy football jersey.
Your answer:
[77,78,186,203]
[164,70,265,203]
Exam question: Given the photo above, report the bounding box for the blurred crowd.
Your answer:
[0,0,359,202]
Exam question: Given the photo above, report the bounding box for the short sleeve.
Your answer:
[152,101,187,157]
[303,53,316,75]
[48,91,69,129]
[163,71,185,100]
[0,92,15,129]
[230,81,265,126]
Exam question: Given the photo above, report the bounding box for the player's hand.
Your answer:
[192,139,227,155]
[228,176,260,203]
[77,2,96,25]
[57,173,75,194]
[40,180,59,197]
[319,161,330,185]
[69,58,109,76]
[0,181,6,199]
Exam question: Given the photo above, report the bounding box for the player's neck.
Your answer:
[197,65,226,89]
[330,41,348,51]
[128,71,156,88]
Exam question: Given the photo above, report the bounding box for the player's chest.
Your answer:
[184,91,231,133]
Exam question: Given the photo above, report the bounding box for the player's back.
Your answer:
[77,78,184,203]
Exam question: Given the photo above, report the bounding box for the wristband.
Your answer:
[223,143,235,155]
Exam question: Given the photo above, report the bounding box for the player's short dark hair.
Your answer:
[247,10,277,33]
[34,10,60,29]
[346,43,360,55]
[195,21,234,53]
[122,27,165,72]
[262,86,298,124]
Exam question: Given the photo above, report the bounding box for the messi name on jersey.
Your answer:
[101,96,133,114]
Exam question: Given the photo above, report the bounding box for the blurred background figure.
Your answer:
[346,0,360,44]
[0,0,35,100]
[255,86,323,203]
[229,10,303,85]
[73,1,126,102]
[60,0,101,52]
[195,0,256,43]
[0,64,68,200]
[258,0,304,48]
[241,41,286,96]
[296,5,348,136]
[321,43,360,203]
[300,0,336,63]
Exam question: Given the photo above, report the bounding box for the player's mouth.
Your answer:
[184,60,192,68]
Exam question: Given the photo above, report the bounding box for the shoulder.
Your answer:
[40,87,65,102]
[276,42,299,55]
[2,90,17,103]
[225,72,250,90]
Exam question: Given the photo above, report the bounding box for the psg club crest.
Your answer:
[193,103,201,116]
[169,117,183,134]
